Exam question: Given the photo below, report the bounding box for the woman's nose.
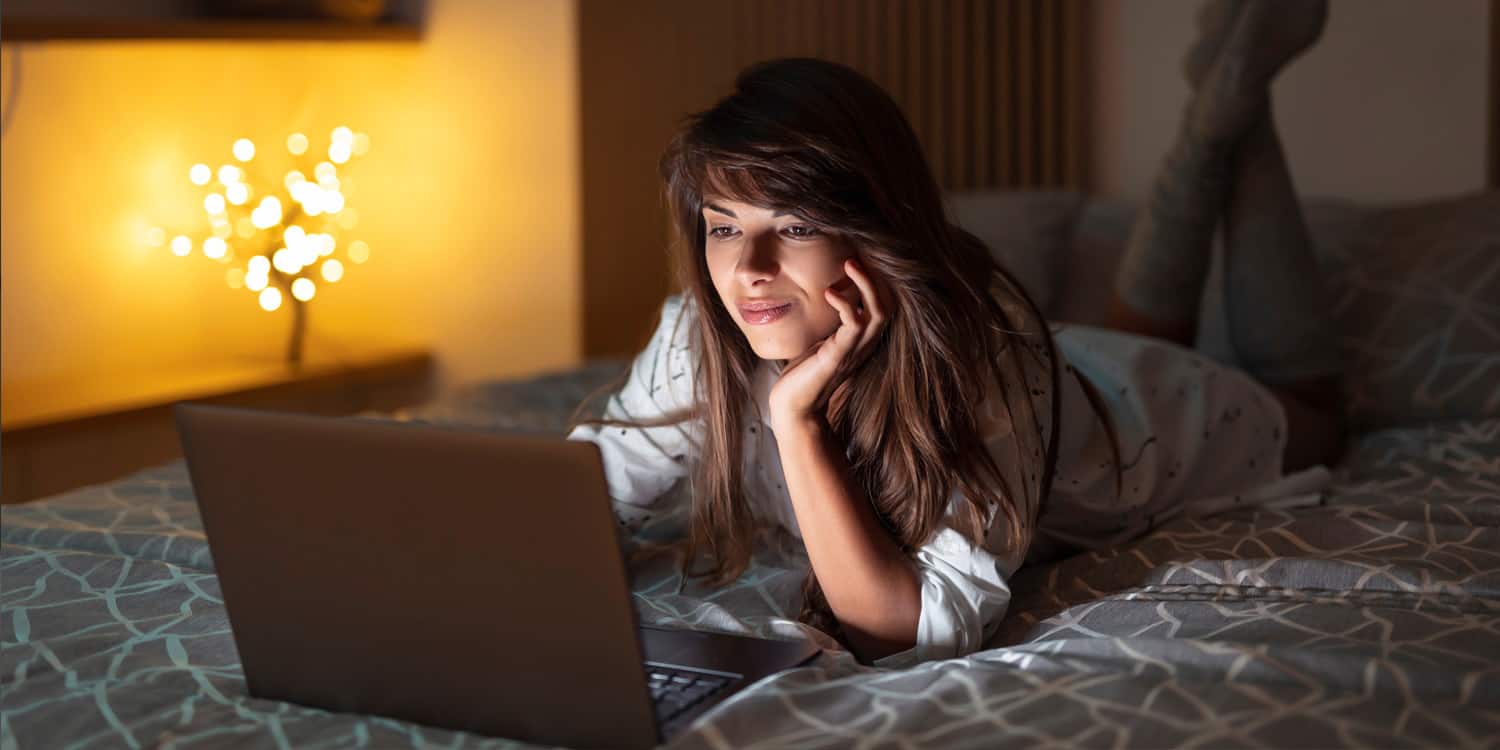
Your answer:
[735,231,778,285]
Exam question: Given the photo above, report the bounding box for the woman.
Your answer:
[569,0,1343,667]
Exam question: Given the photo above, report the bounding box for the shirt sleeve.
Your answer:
[870,510,1020,668]
[566,293,701,534]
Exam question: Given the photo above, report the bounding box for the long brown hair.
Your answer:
[583,58,1068,636]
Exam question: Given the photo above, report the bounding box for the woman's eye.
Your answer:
[707,226,739,239]
[783,224,820,239]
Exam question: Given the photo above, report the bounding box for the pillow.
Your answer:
[1051,197,1136,327]
[1319,191,1500,428]
[946,190,1084,317]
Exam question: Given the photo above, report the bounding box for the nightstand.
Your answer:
[1,348,436,504]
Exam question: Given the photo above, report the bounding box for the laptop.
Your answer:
[175,403,820,749]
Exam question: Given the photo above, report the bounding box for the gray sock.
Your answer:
[1113,122,1235,328]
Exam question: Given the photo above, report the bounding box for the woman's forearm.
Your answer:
[774,415,921,662]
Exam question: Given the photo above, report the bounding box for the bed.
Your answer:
[4,191,1497,748]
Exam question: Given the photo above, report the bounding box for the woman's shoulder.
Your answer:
[620,293,700,413]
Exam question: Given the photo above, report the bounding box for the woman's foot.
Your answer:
[1187,0,1328,144]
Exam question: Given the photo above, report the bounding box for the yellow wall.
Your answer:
[0,0,580,391]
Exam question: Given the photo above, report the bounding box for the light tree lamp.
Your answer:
[151,127,374,366]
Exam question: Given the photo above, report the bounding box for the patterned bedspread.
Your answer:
[3,364,1498,748]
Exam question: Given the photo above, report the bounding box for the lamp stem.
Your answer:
[287,297,307,367]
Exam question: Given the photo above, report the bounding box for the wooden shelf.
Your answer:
[2,347,437,504]
[0,17,423,42]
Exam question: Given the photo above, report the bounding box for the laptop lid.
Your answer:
[176,404,659,749]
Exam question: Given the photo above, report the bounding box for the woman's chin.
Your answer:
[747,334,818,362]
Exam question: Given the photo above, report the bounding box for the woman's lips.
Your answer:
[738,300,793,325]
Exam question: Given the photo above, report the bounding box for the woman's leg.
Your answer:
[1217,104,1347,471]
[1108,0,1344,470]
[1107,0,1257,347]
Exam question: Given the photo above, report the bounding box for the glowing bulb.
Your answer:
[218,164,242,186]
[331,126,354,144]
[226,267,246,289]
[248,255,271,275]
[316,233,336,256]
[236,218,256,238]
[352,132,370,156]
[171,235,192,257]
[226,182,250,205]
[259,287,283,312]
[203,193,227,215]
[233,138,255,162]
[324,191,346,214]
[202,237,227,259]
[146,227,166,247]
[284,170,307,191]
[272,248,295,273]
[287,132,309,156]
[251,196,283,229]
[189,164,212,185]
[301,188,325,216]
[291,277,316,302]
[328,140,352,164]
[246,272,268,292]
[336,207,359,230]
[321,259,344,283]
[314,161,337,184]
[348,240,370,264]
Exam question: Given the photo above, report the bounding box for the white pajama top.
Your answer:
[566,294,1331,668]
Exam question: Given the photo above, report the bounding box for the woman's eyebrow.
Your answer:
[703,203,796,219]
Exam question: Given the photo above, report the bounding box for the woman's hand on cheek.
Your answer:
[768,258,889,432]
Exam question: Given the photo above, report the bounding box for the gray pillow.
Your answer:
[947,190,1084,317]
[1320,192,1500,428]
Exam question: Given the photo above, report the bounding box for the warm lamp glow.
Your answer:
[272,248,300,274]
[226,182,251,205]
[259,287,283,311]
[162,128,370,363]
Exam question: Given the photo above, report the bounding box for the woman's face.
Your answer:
[702,197,855,361]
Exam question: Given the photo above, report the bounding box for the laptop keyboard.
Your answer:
[646,665,734,723]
